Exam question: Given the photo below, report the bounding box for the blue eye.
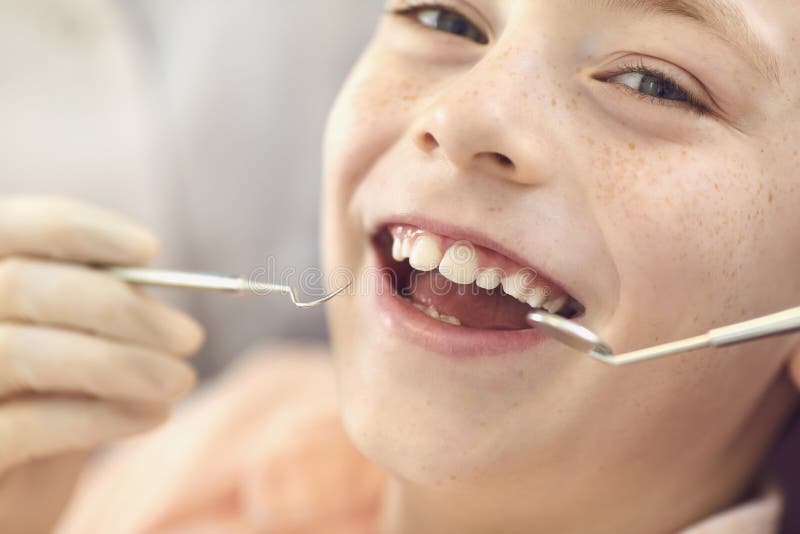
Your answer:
[610,71,690,103]
[396,5,488,44]
[603,63,708,114]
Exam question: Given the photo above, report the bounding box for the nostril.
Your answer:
[493,153,514,168]
[418,132,439,152]
[476,152,515,171]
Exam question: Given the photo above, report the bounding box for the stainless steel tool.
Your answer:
[526,306,800,366]
[109,267,350,308]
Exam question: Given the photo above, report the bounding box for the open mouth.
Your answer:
[373,224,585,331]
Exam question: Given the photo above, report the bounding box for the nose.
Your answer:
[411,73,554,186]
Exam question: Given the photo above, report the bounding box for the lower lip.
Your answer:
[370,254,550,358]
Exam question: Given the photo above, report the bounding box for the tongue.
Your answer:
[405,271,532,330]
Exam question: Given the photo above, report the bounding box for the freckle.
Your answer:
[628,142,636,151]
[551,97,557,106]
[479,421,487,427]
[517,370,524,378]
[768,192,773,203]
[512,402,519,408]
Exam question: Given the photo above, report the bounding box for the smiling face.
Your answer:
[322,0,800,530]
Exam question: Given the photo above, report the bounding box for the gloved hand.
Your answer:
[0,196,204,533]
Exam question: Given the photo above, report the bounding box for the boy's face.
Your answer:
[322,0,799,521]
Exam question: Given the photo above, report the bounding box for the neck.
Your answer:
[378,477,685,534]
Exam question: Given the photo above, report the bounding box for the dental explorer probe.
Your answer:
[526,305,800,366]
[109,267,350,308]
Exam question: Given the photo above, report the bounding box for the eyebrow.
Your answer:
[589,0,781,84]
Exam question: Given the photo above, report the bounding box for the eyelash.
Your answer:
[389,3,710,115]
[388,2,489,45]
[601,60,709,115]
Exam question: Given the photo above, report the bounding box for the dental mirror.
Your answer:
[526,310,612,357]
[526,305,800,366]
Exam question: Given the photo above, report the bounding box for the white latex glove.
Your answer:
[0,196,204,533]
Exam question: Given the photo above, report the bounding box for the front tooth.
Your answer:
[475,268,502,290]
[501,272,533,302]
[526,286,548,308]
[401,238,413,259]
[392,237,404,261]
[438,243,479,285]
[409,236,442,271]
[544,295,568,314]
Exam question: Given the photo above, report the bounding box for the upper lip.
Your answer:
[368,213,586,308]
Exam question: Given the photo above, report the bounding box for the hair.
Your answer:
[767,405,800,532]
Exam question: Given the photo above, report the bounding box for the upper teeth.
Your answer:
[526,286,549,308]
[390,231,569,314]
[501,271,534,303]
[409,235,442,271]
[475,268,502,290]
[439,243,478,285]
[543,294,567,313]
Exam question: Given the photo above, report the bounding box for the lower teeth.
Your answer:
[411,302,462,326]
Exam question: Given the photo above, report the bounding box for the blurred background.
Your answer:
[1,0,382,377]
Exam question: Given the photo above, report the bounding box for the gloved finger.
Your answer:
[0,196,158,266]
[0,324,196,403]
[0,258,204,356]
[0,398,167,473]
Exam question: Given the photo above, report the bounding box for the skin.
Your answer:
[322,1,800,533]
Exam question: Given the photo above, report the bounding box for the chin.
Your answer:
[327,288,572,488]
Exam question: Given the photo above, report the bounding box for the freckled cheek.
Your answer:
[325,57,440,192]
[587,147,747,236]
[586,146,686,227]
[587,147,766,300]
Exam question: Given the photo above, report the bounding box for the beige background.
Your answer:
[0,0,381,376]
